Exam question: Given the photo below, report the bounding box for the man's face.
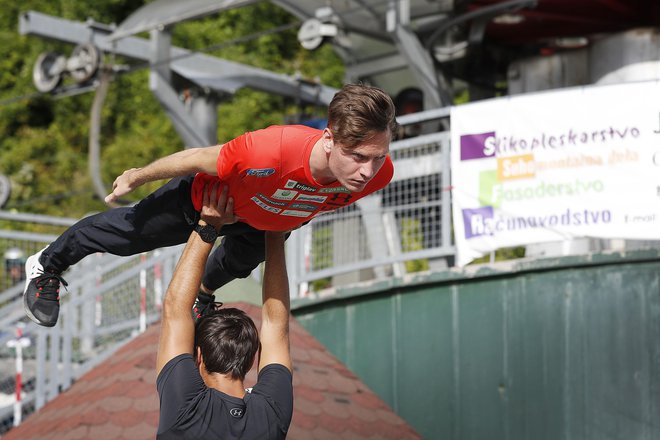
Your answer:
[325,129,390,192]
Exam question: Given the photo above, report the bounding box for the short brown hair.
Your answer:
[194,308,259,380]
[327,84,398,148]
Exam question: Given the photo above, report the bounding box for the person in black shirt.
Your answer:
[156,183,293,439]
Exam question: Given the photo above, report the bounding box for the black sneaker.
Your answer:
[193,291,223,322]
[23,249,68,327]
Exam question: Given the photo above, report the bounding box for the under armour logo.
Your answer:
[230,408,244,418]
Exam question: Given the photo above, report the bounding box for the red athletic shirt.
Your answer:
[191,125,393,231]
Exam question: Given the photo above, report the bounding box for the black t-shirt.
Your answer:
[156,354,293,439]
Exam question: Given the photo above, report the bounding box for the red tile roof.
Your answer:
[4,302,421,440]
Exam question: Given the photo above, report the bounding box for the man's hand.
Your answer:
[104,144,224,206]
[105,168,141,204]
[200,182,238,230]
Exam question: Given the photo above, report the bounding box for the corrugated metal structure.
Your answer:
[292,250,660,440]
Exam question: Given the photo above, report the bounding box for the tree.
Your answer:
[0,0,345,219]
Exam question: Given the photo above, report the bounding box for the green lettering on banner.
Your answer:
[479,170,499,207]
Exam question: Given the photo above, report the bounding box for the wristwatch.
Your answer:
[194,222,218,243]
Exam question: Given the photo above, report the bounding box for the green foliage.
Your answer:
[471,246,526,264]
[0,1,345,218]
[400,217,429,273]
[310,225,333,291]
[453,87,470,105]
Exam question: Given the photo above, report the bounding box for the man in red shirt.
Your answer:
[23,83,397,327]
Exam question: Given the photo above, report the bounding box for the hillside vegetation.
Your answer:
[0,0,344,218]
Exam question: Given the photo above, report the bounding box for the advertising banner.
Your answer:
[451,81,660,266]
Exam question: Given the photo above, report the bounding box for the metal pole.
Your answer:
[6,324,31,427]
[139,253,147,332]
[154,250,163,312]
[35,328,46,410]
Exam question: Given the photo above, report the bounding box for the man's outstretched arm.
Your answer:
[105,144,222,204]
[156,183,235,376]
[258,231,292,372]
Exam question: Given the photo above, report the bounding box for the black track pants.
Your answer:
[40,176,268,291]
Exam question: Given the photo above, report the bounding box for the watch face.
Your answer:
[196,224,218,243]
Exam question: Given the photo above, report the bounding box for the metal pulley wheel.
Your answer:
[297,18,338,50]
[32,43,101,93]
[69,43,101,83]
[32,51,66,93]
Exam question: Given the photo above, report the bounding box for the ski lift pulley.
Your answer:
[32,43,102,93]
[32,52,66,93]
[69,43,101,83]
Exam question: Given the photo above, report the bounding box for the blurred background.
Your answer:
[0,1,659,439]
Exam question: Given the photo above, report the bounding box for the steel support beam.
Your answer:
[19,11,338,105]
[385,1,449,107]
[345,52,408,80]
[149,28,216,146]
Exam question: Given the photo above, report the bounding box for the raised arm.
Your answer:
[258,232,292,372]
[156,183,235,376]
[105,144,222,204]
